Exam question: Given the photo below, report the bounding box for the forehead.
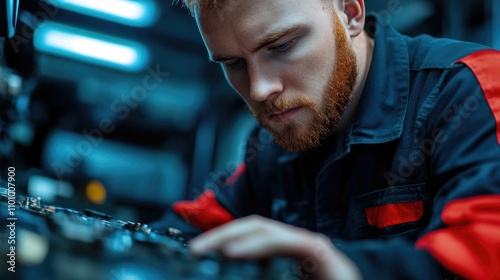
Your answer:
[195,0,329,52]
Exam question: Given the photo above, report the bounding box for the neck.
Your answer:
[334,30,375,136]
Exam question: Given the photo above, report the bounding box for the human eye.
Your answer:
[224,59,246,70]
[271,38,297,53]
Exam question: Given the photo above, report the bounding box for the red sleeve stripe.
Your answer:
[225,163,246,186]
[458,49,500,145]
[172,190,234,231]
[416,195,500,279]
[365,201,423,228]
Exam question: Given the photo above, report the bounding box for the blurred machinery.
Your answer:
[0,2,270,278]
[0,0,239,222]
[0,186,297,280]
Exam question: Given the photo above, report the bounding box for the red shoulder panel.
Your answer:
[173,190,235,231]
[457,49,500,145]
[416,195,500,279]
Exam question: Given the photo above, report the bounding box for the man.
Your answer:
[167,0,500,279]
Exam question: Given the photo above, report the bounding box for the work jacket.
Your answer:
[172,14,500,279]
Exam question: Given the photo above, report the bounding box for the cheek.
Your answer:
[283,40,336,97]
[285,56,334,101]
[305,47,335,85]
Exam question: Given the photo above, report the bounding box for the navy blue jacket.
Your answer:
[171,14,500,279]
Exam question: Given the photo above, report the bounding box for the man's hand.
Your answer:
[189,215,362,280]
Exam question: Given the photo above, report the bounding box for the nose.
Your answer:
[247,61,283,102]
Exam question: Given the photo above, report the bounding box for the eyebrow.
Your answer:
[210,25,302,63]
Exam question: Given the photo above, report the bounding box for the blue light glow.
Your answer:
[34,22,150,72]
[45,0,158,27]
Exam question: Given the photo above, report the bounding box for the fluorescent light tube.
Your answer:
[34,22,150,72]
[45,0,158,27]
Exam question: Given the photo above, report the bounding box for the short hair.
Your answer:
[179,0,332,17]
[179,0,231,16]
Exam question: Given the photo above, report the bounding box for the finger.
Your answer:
[189,215,265,254]
[192,218,321,259]
[222,233,296,258]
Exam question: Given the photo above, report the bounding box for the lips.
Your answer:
[269,107,303,123]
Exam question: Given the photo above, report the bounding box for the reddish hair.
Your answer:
[180,0,332,16]
[180,0,232,15]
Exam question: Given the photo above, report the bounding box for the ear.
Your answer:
[336,0,365,37]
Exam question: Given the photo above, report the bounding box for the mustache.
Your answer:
[251,96,316,118]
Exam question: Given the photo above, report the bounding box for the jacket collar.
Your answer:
[324,14,410,162]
